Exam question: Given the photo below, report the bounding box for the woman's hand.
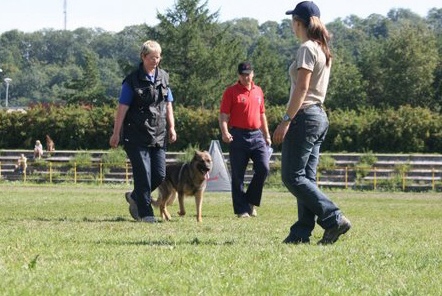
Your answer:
[272,121,290,145]
[109,133,120,148]
[169,128,177,143]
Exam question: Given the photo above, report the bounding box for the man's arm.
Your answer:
[219,113,233,143]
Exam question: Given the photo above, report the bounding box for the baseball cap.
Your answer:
[285,1,320,24]
[238,62,253,74]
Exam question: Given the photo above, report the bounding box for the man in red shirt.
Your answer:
[219,62,272,218]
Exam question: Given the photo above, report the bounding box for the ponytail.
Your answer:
[307,17,332,67]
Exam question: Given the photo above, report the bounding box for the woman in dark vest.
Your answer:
[110,40,177,223]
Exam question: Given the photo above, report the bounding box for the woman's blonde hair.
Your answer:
[140,40,162,59]
[294,15,332,66]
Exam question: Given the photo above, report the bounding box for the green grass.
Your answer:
[0,184,441,295]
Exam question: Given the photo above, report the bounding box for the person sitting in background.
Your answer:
[34,140,43,159]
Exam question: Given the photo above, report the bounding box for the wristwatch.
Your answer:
[282,113,291,122]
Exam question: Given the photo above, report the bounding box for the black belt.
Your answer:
[231,127,260,133]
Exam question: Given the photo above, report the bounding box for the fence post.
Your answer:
[373,167,377,190]
[345,166,348,189]
[125,163,129,185]
[432,168,435,191]
[402,172,406,191]
[99,162,103,185]
[74,162,77,184]
[317,171,320,188]
[49,162,52,183]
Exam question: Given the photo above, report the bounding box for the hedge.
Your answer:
[1,104,441,153]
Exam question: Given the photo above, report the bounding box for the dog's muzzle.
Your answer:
[198,163,212,174]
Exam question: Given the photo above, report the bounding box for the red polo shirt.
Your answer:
[220,81,265,130]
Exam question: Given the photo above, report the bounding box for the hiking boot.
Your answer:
[140,216,157,223]
[125,192,139,221]
[249,204,257,217]
[237,212,250,218]
[318,215,351,245]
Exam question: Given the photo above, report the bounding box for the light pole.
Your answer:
[0,69,2,105]
[4,78,12,108]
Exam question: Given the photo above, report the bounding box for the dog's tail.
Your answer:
[151,197,159,208]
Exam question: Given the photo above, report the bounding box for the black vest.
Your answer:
[122,64,169,147]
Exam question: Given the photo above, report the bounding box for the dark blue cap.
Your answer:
[238,62,253,74]
[285,1,320,24]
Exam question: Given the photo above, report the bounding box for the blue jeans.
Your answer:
[229,128,270,214]
[124,144,166,218]
[281,105,341,240]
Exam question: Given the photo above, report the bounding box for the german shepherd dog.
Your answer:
[152,151,212,222]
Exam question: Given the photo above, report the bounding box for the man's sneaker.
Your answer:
[249,205,257,217]
[282,233,310,244]
[318,215,351,245]
[237,212,250,218]
[140,216,157,223]
[125,192,139,221]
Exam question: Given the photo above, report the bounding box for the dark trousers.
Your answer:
[281,105,341,240]
[229,128,270,214]
[124,143,166,218]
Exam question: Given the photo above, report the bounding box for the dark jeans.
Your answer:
[229,128,270,214]
[124,143,166,218]
[281,105,341,240]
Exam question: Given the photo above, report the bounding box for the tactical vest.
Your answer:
[122,64,169,147]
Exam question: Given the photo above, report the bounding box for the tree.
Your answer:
[427,8,442,111]
[222,18,260,52]
[63,51,109,106]
[378,21,438,108]
[156,0,243,108]
[249,37,288,105]
[327,51,368,110]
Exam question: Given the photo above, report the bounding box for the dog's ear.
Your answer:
[193,151,200,160]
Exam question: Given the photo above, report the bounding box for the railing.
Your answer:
[1,152,442,191]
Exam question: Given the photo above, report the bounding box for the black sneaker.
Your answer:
[125,192,139,221]
[318,215,351,245]
[283,233,310,244]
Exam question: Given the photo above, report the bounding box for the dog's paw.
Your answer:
[177,210,186,217]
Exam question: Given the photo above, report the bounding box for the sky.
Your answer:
[0,0,440,34]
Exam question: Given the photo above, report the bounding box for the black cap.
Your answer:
[238,62,253,74]
[285,1,320,24]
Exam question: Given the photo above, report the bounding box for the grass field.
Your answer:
[0,184,441,295]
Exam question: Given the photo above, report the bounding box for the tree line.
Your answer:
[0,0,441,152]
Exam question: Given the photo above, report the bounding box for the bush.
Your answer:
[318,154,336,172]
[177,144,202,163]
[1,104,441,153]
[69,151,92,169]
[101,147,127,168]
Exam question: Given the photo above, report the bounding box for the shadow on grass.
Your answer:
[12,216,134,223]
[98,237,236,247]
